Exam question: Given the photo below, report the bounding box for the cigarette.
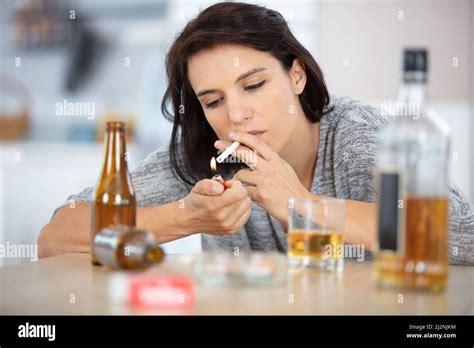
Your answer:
[216,141,240,163]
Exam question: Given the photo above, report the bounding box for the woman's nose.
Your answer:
[227,97,251,124]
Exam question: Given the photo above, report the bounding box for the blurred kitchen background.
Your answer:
[0,0,473,264]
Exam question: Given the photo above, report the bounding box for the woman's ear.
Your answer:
[289,59,307,95]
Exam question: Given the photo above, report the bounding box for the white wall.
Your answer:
[471,0,474,201]
[319,0,473,201]
[165,0,320,55]
[320,0,471,101]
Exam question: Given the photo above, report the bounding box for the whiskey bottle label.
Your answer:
[378,172,400,251]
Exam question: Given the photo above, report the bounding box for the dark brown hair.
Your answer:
[161,2,330,186]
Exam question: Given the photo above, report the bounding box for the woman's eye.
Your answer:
[205,99,221,109]
[244,80,266,91]
[203,81,265,109]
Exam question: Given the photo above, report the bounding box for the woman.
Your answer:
[39,2,473,265]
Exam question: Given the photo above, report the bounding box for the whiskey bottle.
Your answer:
[374,49,450,292]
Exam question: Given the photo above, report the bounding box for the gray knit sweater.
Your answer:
[59,96,474,265]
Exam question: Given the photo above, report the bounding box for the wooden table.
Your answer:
[0,253,473,315]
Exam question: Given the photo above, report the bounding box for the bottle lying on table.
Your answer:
[94,225,164,270]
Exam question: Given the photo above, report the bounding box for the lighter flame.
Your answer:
[210,157,217,172]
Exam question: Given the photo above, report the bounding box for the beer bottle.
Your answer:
[94,225,164,270]
[90,121,136,265]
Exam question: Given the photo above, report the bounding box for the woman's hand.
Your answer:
[182,178,252,235]
[214,132,312,228]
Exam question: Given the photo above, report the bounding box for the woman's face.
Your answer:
[187,45,307,154]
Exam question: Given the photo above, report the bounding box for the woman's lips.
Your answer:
[248,131,266,138]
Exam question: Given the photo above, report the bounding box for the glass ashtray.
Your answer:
[193,252,287,286]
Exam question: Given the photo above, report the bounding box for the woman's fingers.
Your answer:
[222,179,242,189]
[233,169,261,186]
[192,179,225,196]
[220,196,252,233]
[229,132,275,161]
[243,184,258,202]
[215,180,248,207]
[186,179,252,235]
[226,196,251,221]
[231,204,252,231]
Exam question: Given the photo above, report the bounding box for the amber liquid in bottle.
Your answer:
[374,196,448,292]
[90,122,136,265]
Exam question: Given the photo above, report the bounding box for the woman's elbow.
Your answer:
[37,223,65,259]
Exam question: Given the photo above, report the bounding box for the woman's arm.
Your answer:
[286,190,377,252]
[342,198,377,252]
[306,188,474,265]
[38,201,193,259]
[38,179,252,259]
[304,186,474,263]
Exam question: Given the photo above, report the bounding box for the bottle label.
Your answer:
[378,172,401,251]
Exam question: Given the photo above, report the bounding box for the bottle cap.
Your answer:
[403,48,428,73]
[106,121,126,131]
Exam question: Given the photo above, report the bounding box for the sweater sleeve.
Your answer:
[447,182,474,265]
[333,98,387,203]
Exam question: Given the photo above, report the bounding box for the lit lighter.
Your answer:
[210,157,227,188]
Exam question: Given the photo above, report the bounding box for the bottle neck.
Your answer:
[397,71,427,105]
[100,126,128,178]
[143,245,164,264]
